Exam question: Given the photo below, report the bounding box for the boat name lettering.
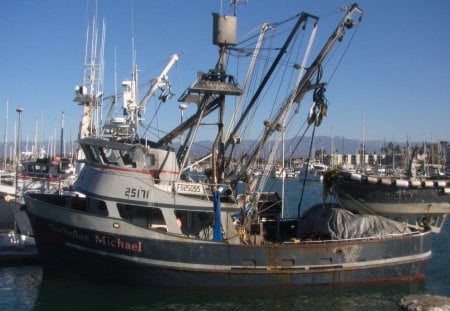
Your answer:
[95,235,143,252]
[48,223,90,242]
[176,183,203,194]
[47,223,143,252]
[125,187,150,199]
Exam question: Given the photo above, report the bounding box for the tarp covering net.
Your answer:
[297,203,411,240]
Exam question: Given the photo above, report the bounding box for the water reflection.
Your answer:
[2,179,448,310]
[0,265,41,310]
[33,273,426,311]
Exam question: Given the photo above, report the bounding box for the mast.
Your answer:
[358,112,365,171]
[281,121,286,217]
[3,100,8,170]
[41,111,44,158]
[33,119,38,158]
[59,110,64,193]
[174,13,243,182]
[213,13,234,184]
[74,16,105,141]
[15,107,24,204]
[73,14,105,175]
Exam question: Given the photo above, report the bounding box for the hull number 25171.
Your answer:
[125,187,150,199]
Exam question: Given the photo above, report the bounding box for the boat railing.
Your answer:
[282,229,428,245]
[347,171,450,190]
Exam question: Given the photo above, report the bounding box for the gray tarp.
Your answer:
[298,203,411,240]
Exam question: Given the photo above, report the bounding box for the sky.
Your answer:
[1,0,450,154]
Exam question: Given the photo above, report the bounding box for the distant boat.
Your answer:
[23,4,440,286]
[299,161,328,182]
[323,170,450,232]
[309,162,328,176]
[273,165,299,179]
[0,173,15,228]
[0,157,76,236]
[0,230,37,262]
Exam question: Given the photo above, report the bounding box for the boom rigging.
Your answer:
[233,3,363,183]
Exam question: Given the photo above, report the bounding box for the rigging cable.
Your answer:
[327,19,361,84]
[297,122,316,225]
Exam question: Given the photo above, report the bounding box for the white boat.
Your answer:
[308,161,328,177]
[0,229,37,262]
[273,166,299,179]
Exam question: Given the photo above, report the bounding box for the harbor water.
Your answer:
[1,180,449,310]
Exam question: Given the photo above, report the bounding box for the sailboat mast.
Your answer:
[361,112,365,171]
[41,112,44,157]
[281,123,286,218]
[3,100,8,170]
[59,110,64,192]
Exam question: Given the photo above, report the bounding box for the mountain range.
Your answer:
[185,136,417,160]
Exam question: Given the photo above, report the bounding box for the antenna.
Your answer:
[229,0,247,16]
[114,45,117,117]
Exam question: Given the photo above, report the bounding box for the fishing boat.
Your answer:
[0,156,75,236]
[0,172,15,230]
[24,4,437,286]
[323,169,450,233]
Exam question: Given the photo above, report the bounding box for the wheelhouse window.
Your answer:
[87,198,108,216]
[64,197,108,216]
[148,154,156,167]
[120,150,136,168]
[82,144,101,163]
[174,210,214,238]
[99,146,122,166]
[117,203,166,231]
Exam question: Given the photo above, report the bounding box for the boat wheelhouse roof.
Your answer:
[79,137,172,152]
[79,138,136,151]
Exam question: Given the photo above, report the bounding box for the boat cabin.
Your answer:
[79,138,179,184]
